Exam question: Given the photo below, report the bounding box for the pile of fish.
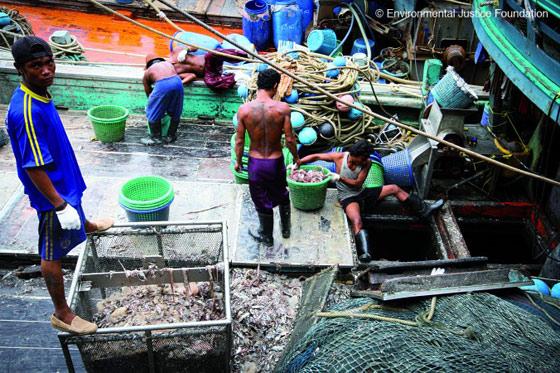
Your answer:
[231,268,303,373]
[289,169,328,183]
[94,282,224,328]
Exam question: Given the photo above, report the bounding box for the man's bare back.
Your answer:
[143,59,178,96]
[237,98,291,159]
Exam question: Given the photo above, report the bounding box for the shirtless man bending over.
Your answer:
[142,54,184,145]
[235,69,300,247]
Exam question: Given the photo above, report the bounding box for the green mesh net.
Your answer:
[276,293,560,372]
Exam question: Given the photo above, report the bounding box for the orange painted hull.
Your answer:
[0,2,241,64]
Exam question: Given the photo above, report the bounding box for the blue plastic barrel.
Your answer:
[307,29,337,55]
[242,0,271,51]
[351,37,375,56]
[271,0,303,48]
[169,31,220,55]
[297,0,314,30]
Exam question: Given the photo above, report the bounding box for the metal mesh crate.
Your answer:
[58,221,231,373]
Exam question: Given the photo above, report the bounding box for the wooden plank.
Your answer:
[366,257,488,272]
[353,279,532,301]
[218,0,241,18]
[79,266,220,289]
[207,0,226,16]
[381,268,515,293]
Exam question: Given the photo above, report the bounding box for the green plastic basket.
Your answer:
[87,105,128,143]
[230,132,251,149]
[287,165,331,211]
[119,176,174,210]
[230,164,249,184]
[364,161,384,188]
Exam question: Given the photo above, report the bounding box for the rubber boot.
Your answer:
[279,204,291,239]
[141,121,162,145]
[248,212,274,247]
[405,193,444,219]
[163,118,180,144]
[355,230,372,262]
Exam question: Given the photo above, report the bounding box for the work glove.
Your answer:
[56,203,82,230]
[330,172,341,182]
[430,268,445,276]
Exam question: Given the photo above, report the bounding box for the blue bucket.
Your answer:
[271,0,303,48]
[351,37,375,55]
[121,199,173,223]
[307,29,337,55]
[381,149,414,187]
[242,0,271,51]
[170,31,220,55]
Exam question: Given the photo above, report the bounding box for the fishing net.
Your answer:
[276,292,560,372]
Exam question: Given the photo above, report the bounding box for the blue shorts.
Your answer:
[37,204,87,261]
[146,75,184,122]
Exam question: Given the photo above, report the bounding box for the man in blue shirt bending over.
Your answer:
[6,36,113,334]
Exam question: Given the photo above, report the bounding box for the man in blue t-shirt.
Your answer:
[6,36,113,334]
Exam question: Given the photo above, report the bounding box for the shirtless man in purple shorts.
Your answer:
[234,69,300,247]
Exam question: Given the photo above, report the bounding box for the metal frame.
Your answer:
[59,220,232,372]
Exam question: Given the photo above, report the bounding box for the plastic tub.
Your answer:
[169,31,220,55]
[307,29,337,55]
[351,37,375,56]
[119,176,174,210]
[242,0,271,51]
[287,165,331,210]
[381,149,414,187]
[87,105,128,143]
[122,200,173,222]
[271,0,303,48]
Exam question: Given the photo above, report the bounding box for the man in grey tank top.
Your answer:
[300,140,444,262]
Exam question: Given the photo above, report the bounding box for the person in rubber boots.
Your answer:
[6,36,113,334]
[142,53,184,145]
[234,69,300,248]
[300,140,444,262]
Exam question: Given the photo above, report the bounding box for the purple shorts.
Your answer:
[248,156,290,214]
